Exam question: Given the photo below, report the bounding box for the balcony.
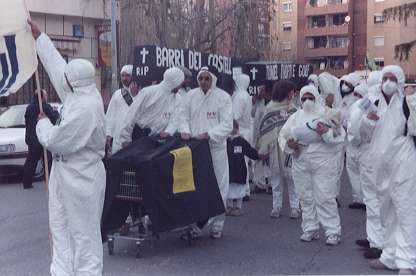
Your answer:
[304,24,349,37]
[304,47,348,58]
[304,3,349,16]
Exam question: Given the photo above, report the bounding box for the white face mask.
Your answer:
[302,99,315,113]
[382,80,398,96]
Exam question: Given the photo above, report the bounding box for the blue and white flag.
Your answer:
[0,0,37,96]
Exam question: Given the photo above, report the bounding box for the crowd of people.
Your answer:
[26,21,416,275]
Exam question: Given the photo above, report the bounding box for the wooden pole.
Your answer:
[34,71,50,188]
[34,70,52,255]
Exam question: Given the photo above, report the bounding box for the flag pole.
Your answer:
[24,0,52,256]
[34,71,50,189]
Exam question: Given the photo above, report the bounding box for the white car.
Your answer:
[0,103,60,179]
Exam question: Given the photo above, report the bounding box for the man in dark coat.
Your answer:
[22,90,59,189]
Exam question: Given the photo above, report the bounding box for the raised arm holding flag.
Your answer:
[27,20,107,276]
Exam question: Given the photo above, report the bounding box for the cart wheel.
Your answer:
[107,239,114,255]
[135,242,142,258]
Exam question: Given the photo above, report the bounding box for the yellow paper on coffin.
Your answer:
[170,147,195,194]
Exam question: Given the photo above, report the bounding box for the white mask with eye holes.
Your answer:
[302,99,316,113]
[382,80,398,96]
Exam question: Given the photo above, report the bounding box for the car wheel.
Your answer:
[34,159,45,181]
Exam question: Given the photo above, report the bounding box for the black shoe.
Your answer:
[349,202,366,209]
[364,248,382,259]
[336,198,341,208]
[243,195,250,202]
[23,185,34,190]
[355,239,370,248]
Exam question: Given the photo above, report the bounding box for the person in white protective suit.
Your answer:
[348,76,386,260]
[318,72,342,109]
[257,80,300,219]
[179,66,233,239]
[119,67,185,146]
[105,65,140,155]
[357,65,416,274]
[317,72,344,207]
[345,83,369,210]
[308,74,319,90]
[339,72,362,128]
[29,21,106,276]
[279,85,345,245]
[251,80,273,192]
[232,73,253,198]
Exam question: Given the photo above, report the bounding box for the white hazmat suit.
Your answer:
[280,85,345,242]
[35,33,106,276]
[232,73,253,196]
[119,67,185,144]
[345,84,368,205]
[106,65,137,154]
[369,66,416,270]
[179,67,233,236]
[232,73,253,143]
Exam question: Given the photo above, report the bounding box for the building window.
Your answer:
[282,22,292,31]
[328,36,349,48]
[309,15,327,28]
[331,13,348,26]
[283,1,292,12]
[282,42,292,50]
[374,58,385,68]
[374,36,385,47]
[374,14,385,24]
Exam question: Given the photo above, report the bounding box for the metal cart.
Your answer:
[106,167,194,258]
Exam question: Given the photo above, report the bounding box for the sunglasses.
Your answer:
[301,97,315,102]
[198,76,211,81]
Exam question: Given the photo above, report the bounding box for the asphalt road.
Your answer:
[0,173,395,275]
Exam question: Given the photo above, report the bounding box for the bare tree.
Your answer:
[118,0,277,64]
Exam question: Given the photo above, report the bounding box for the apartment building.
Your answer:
[8,0,109,104]
[367,0,416,80]
[270,0,298,62]
[297,0,367,77]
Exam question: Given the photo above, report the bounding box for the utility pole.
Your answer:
[110,0,119,95]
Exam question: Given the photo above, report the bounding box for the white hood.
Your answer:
[159,67,185,91]
[233,73,250,93]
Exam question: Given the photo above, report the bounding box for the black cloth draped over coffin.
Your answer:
[101,136,225,235]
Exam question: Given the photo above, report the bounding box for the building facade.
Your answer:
[7,0,109,105]
[297,0,367,77]
[367,0,416,80]
[271,0,298,62]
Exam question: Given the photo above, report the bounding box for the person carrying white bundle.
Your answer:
[279,85,345,246]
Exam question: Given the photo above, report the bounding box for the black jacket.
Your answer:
[227,136,259,185]
[25,100,59,147]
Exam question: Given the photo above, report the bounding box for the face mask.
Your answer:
[382,80,398,96]
[302,99,315,113]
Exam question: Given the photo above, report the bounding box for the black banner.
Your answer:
[243,62,313,95]
[133,45,243,88]
[132,45,313,94]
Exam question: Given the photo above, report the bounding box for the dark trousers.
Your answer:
[22,145,52,188]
